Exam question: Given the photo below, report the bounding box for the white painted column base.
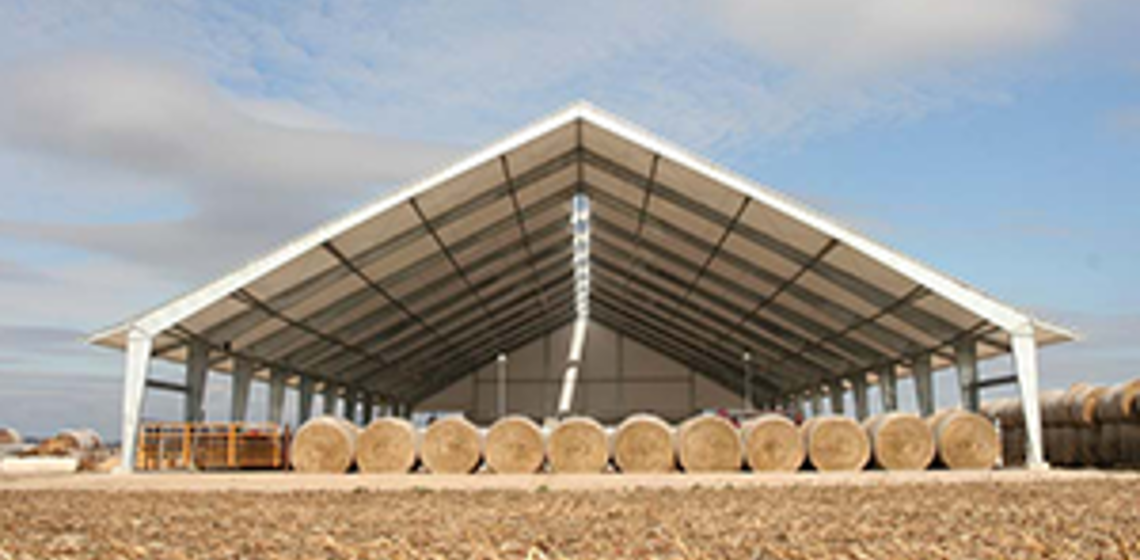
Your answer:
[1012,327,1047,469]
[117,328,153,474]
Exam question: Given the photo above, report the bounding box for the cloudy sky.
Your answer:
[0,0,1138,438]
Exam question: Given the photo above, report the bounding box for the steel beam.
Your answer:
[1012,329,1046,469]
[268,368,287,425]
[829,378,845,415]
[155,149,581,357]
[956,337,980,412]
[230,357,254,422]
[852,373,870,421]
[879,364,899,412]
[298,376,315,425]
[589,192,936,363]
[913,351,934,417]
[289,239,571,375]
[322,382,338,415]
[184,339,209,423]
[119,328,153,473]
[582,148,1009,353]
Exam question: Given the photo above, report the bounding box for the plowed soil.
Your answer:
[1,478,1137,559]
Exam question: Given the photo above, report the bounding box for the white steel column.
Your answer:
[119,327,153,473]
[322,382,338,415]
[1012,328,1047,469]
[852,374,869,421]
[496,353,508,417]
[298,377,315,425]
[230,357,254,422]
[268,369,287,425]
[558,193,591,415]
[184,339,209,423]
[913,352,935,417]
[810,389,823,416]
[879,364,899,412]
[829,379,845,415]
[956,337,980,412]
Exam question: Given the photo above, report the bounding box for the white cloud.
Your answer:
[707,0,1072,80]
[0,52,460,279]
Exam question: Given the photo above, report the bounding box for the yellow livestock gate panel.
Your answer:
[137,422,290,471]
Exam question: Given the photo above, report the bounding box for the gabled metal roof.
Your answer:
[90,101,1074,405]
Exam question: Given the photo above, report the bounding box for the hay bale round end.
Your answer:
[291,416,358,474]
[485,415,545,474]
[928,409,999,470]
[547,416,609,473]
[742,414,803,472]
[802,416,870,472]
[612,414,676,473]
[356,417,418,474]
[865,413,935,471]
[676,414,742,473]
[421,416,483,474]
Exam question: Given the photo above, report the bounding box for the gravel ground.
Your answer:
[1,478,1137,559]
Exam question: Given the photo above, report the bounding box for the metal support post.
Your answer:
[913,352,934,417]
[956,337,980,412]
[230,357,254,422]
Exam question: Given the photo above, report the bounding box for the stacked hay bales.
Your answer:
[291,416,358,473]
[1096,380,1140,466]
[928,410,999,470]
[484,416,545,474]
[547,416,609,473]
[421,416,483,474]
[356,417,418,474]
[801,416,870,472]
[675,414,741,473]
[983,379,1139,468]
[864,413,935,471]
[611,414,676,473]
[741,414,803,472]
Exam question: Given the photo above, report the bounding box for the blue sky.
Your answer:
[0,0,1138,437]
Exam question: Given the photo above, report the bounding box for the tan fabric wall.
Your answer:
[417,321,741,422]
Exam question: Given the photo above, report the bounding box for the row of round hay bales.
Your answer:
[291,409,999,474]
[982,379,1140,468]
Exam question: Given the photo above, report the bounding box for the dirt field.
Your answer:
[1,473,1137,559]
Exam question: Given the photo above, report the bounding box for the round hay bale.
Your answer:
[421,415,483,474]
[547,416,609,474]
[865,413,935,471]
[1097,423,1122,466]
[0,427,21,445]
[928,409,999,470]
[741,414,803,472]
[291,416,358,473]
[58,429,103,451]
[801,416,870,472]
[1068,385,1107,427]
[676,414,742,473]
[1001,426,1025,467]
[1096,379,1140,423]
[612,414,676,473]
[1123,423,1140,465]
[485,415,545,474]
[1039,390,1069,426]
[356,417,418,474]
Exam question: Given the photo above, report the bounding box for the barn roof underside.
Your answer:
[90,103,1072,407]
